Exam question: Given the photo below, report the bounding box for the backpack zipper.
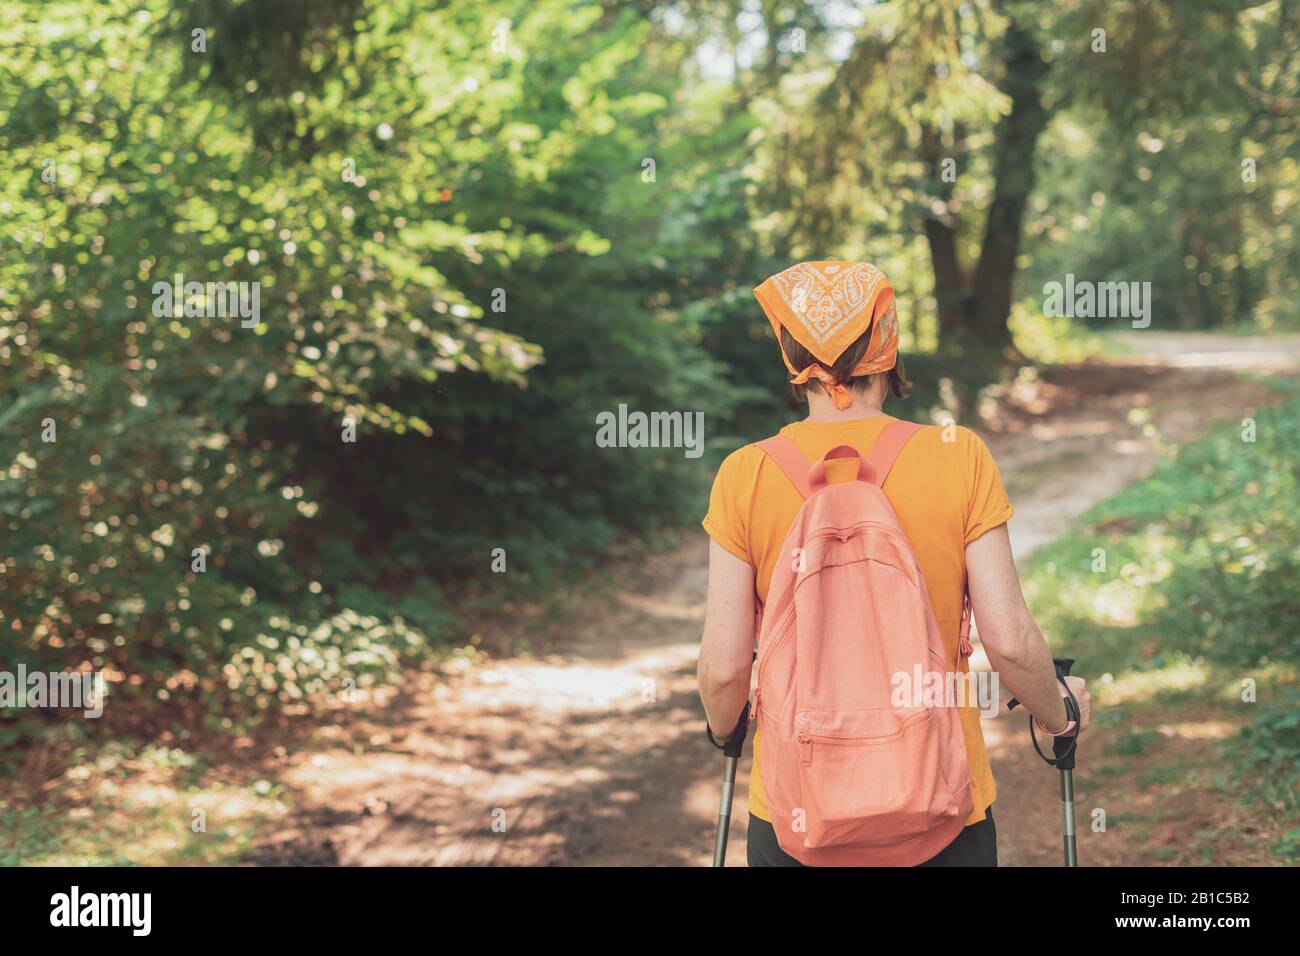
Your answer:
[795,711,933,766]
[799,520,910,548]
[755,599,798,694]
[795,709,931,741]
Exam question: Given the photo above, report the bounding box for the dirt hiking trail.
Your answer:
[250,333,1299,866]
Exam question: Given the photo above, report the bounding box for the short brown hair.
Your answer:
[779,326,912,402]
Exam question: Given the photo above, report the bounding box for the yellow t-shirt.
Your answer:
[702,415,1013,825]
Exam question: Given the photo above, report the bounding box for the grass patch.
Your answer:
[0,737,287,866]
[1021,384,1300,862]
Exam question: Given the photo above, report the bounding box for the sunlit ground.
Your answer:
[2,741,289,865]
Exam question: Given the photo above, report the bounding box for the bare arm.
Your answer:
[966,524,1090,733]
[697,540,757,740]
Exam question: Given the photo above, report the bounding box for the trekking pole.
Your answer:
[707,700,751,867]
[1007,657,1081,867]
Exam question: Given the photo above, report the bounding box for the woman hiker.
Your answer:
[696,260,1092,866]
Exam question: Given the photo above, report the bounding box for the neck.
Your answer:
[804,386,887,423]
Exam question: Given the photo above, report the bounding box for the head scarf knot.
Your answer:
[753,260,900,410]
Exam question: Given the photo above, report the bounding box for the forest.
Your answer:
[1,0,1296,866]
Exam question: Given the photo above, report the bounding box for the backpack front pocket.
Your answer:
[793,707,962,850]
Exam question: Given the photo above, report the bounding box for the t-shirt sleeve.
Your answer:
[960,428,1014,545]
[702,446,755,565]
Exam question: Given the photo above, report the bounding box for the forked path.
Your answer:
[252,335,1298,866]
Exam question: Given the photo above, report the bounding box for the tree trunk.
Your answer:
[921,125,970,337]
[968,18,1050,350]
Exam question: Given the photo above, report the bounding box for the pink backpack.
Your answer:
[753,420,974,866]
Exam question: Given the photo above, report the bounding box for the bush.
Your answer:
[0,0,760,722]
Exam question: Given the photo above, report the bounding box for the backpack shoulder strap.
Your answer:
[755,434,813,498]
[868,420,925,487]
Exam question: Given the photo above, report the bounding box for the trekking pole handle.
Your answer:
[1007,657,1080,769]
[1050,659,1078,769]
[707,701,751,758]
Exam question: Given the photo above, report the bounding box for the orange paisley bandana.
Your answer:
[753,260,899,410]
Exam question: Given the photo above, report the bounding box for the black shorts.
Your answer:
[746,808,998,867]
